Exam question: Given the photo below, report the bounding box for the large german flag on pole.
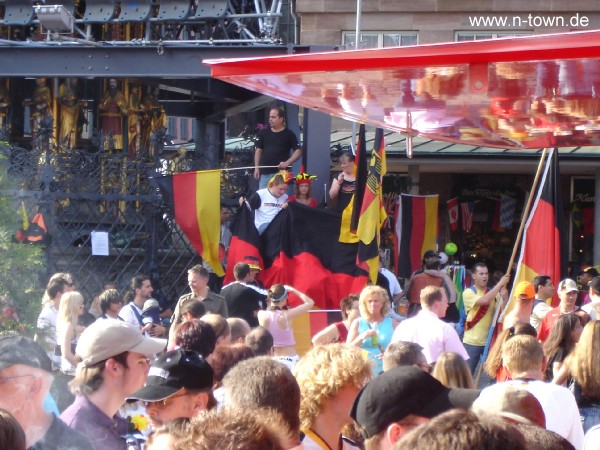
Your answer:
[356,128,387,283]
[510,148,565,307]
[395,194,439,278]
[339,123,368,243]
[157,170,225,276]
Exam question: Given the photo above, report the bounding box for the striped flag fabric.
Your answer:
[157,170,224,276]
[395,194,439,278]
[499,195,517,229]
[356,128,387,283]
[510,148,565,309]
[460,201,474,232]
[447,197,459,231]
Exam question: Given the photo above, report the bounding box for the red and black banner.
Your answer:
[226,202,368,310]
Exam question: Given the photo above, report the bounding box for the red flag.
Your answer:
[511,149,565,308]
[227,202,368,310]
[447,197,458,231]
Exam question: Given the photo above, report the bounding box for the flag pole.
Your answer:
[504,147,550,277]
[474,147,549,387]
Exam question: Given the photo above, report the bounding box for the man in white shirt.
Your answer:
[582,276,600,320]
[496,334,583,449]
[119,275,165,337]
[391,286,468,365]
[36,277,70,368]
[530,275,554,331]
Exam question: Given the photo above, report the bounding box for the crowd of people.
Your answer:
[1,247,598,449]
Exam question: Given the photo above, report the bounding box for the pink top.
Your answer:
[266,310,296,347]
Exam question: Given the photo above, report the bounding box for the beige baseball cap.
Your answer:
[76,319,166,367]
[471,383,546,427]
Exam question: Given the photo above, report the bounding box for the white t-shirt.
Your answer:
[252,188,288,232]
[380,267,403,297]
[500,379,584,449]
[37,303,60,365]
[118,302,144,329]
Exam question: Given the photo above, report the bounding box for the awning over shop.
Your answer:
[206,30,600,150]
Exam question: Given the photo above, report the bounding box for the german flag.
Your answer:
[356,128,387,283]
[339,123,368,243]
[226,202,368,310]
[157,170,224,276]
[511,149,565,308]
[395,194,439,278]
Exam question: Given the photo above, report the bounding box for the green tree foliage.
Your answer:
[0,153,44,334]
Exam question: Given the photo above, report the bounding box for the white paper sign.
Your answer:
[91,231,109,256]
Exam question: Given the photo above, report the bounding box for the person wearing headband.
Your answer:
[257,284,314,369]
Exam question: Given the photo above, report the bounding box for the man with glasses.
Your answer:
[0,334,91,449]
[391,286,468,366]
[128,348,214,429]
[60,319,166,449]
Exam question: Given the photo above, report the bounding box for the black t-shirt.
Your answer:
[334,178,356,212]
[220,282,266,327]
[28,414,92,450]
[256,128,299,175]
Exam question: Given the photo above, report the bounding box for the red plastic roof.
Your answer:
[206,30,600,149]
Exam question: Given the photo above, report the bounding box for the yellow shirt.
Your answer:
[462,287,500,346]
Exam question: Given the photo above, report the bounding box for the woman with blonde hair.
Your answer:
[54,291,84,411]
[258,284,314,367]
[556,321,600,432]
[347,285,398,375]
[56,291,85,375]
[432,351,475,389]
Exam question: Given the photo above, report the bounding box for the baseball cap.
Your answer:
[350,366,480,438]
[128,349,214,401]
[423,250,439,260]
[243,255,262,271]
[583,267,599,278]
[514,281,535,300]
[471,383,545,427]
[557,278,578,293]
[142,299,160,314]
[76,319,166,367]
[0,334,52,373]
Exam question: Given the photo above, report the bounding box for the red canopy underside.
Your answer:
[206,30,600,149]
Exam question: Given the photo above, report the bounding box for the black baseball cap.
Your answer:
[583,267,599,278]
[423,250,440,260]
[0,334,52,373]
[350,366,480,438]
[128,349,213,402]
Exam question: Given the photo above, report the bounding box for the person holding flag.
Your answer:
[462,262,509,375]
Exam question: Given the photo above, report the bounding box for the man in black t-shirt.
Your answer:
[221,262,267,327]
[253,108,302,189]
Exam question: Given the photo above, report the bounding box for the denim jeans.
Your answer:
[463,343,485,375]
[580,404,600,433]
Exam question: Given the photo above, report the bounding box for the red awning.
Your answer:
[206,30,600,149]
